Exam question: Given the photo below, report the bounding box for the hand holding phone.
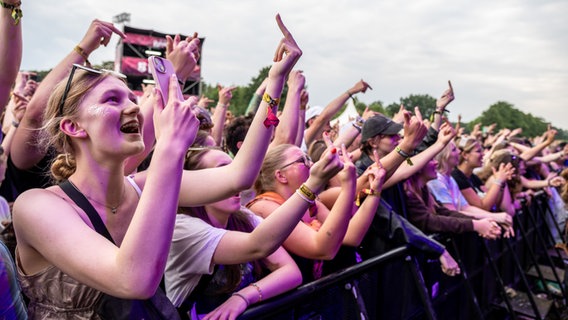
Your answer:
[148,56,184,105]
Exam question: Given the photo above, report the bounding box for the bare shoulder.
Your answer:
[13,188,66,215]
[13,187,83,239]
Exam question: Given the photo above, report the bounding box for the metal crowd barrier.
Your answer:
[238,192,567,319]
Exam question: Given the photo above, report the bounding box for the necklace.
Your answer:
[68,179,126,214]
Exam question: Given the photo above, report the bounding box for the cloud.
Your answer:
[20,0,568,130]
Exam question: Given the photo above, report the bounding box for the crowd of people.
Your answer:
[1,4,567,320]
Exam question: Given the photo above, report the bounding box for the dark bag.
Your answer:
[60,180,180,320]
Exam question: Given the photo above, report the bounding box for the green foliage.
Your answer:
[26,61,567,141]
[466,101,549,138]
[200,66,272,116]
[385,94,436,118]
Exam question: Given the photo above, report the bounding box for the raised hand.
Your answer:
[399,107,428,152]
[367,151,386,193]
[391,104,406,124]
[436,80,455,110]
[336,142,357,186]
[436,121,457,146]
[349,79,372,95]
[287,70,306,92]
[11,93,28,122]
[307,132,344,194]
[197,95,215,109]
[218,84,237,107]
[166,32,200,83]
[492,162,515,183]
[153,74,200,150]
[77,19,126,58]
[268,14,302,81]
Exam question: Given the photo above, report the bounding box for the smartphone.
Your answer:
[148,56,184,105]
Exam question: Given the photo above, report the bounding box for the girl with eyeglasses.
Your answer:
[165,132,341,319]
[247,143,386,283]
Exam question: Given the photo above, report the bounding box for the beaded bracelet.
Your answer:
[250,283,263,303]
[0,1,22,25]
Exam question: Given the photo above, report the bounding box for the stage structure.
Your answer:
[115,25,204,97]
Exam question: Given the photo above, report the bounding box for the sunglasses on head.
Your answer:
[57,64,127,118]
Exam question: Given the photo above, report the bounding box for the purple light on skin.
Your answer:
[87,105,110,118]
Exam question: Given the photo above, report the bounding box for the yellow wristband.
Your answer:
[395,146,413,166]
[74,45,91,66]
[298,183,317,201]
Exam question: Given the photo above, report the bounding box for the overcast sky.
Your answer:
[20,1,568,130]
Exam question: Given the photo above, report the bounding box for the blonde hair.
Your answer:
[254,144,296,194]
[435,141,456,175]
[42,69,119,182]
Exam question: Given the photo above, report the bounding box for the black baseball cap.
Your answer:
[361,114,403,141]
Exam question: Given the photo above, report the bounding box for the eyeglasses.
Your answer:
[57,64,127,118]
[280,154,312,170]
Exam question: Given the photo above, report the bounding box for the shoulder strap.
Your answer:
[59,180,115,244]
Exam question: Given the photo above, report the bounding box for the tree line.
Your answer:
[31,63,567,141]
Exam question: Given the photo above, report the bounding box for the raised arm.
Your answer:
[211,148,343,263]
[358,109,428,190]
[304,79,371,147]
[14,76,201,299]
[12,20,125,170]
[463,163,515,213]
[245,77,269,115]
[124,33,201,174]
[175,14,304,206]
[0,0,22,110]
[211,85,236,146]
[343,155,386,246]
[270,70,305,147]
[429,81,454,132]
[294,89,309,146]
[385,120,455,188]
[519,129,557,161]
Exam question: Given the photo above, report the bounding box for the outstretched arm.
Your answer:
[343,158,386,246]
[270,70,305,147]
[207,247,301,319]
[0,0,22,110]
[211,84,236,146]
[14,76,201,299]
[304,79,371,147]
[385,120,455,188]
[212,148,343,263]
[12,20,125,170]
[174,15,304,206]
[429,81,454,132]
